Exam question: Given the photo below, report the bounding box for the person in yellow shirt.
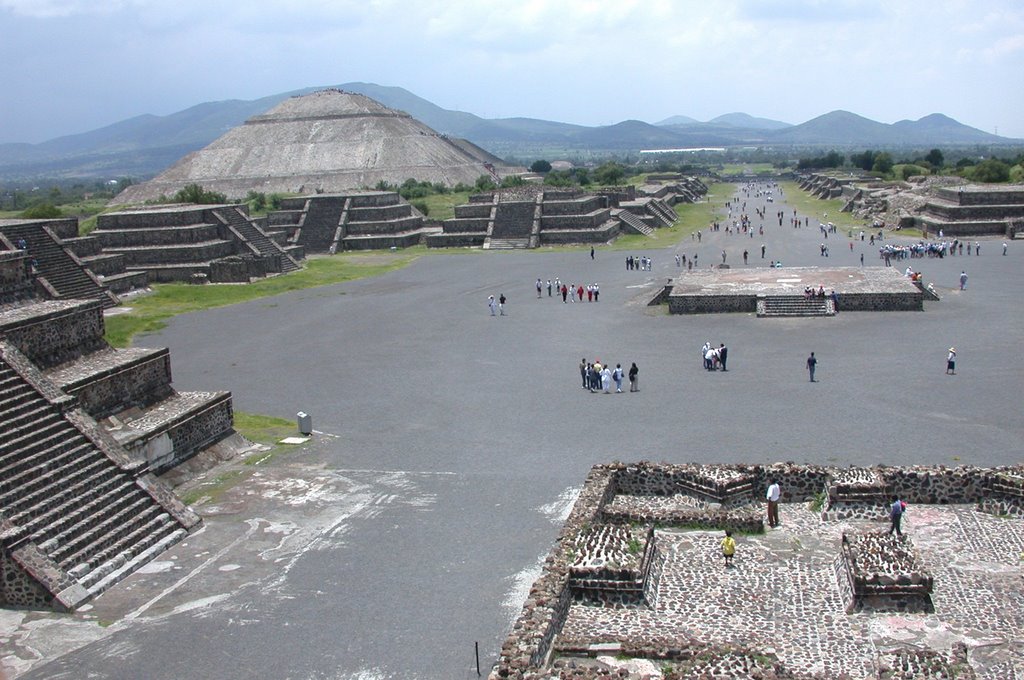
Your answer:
[721,531,736,567]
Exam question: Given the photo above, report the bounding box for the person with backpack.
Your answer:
[628,362,639,392]
[888,495,906,537]
[612,364,623,392]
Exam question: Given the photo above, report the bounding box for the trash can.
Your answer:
[297,411,312,436]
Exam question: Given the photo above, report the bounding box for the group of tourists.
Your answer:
[701,341,729,371]
[626,256,652,271]
[535,278,600,303]
[579,358,639,393]
[879,238,984,262]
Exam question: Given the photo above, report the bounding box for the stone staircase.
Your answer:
[213,207,302,273]
[757,295,835,317]
[0,222,118,308]
[614,209,655,236]
[485,237,531,250]
[0,345,198,609]
[649,199,677,226]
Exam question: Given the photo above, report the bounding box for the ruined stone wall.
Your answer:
[454,203,492,219]
[932,187,1024,205]
[538,222,619,245]
[543,197,604,216]
[0,251,36,302]
[492,461,1023,678]
[540,212,608,230]
[209,257,268,283]
[347,205,413,222]
[425,233,486,248]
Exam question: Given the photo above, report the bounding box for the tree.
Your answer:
[21,203,62,219]
[174,183,227,204]
[500,175,527,188]
[593,162,625,185]
[529,160,552,173]
[924,148,944,168]
[851,150,877,171]
[474,175,497,192]
[871,152,894,175]
[970,159,1010,183]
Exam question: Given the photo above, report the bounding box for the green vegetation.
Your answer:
[173,183,228,204]
[529,159,552,173]
[105,252,417,347]
[627,537,643,555]
[777,181,870,230]
[810,491,827,512]
[20,203,62,219]
[419,191,471,221]
[179,469,244,506]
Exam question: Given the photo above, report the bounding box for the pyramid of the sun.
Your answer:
[112,89,513,205]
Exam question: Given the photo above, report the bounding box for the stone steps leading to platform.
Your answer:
[614,209,654,236]
[484,237,531,250]
[757,295,835,317]
[213,207,302,273]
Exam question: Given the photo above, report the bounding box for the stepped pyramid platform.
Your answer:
[94,203,303,283]
[265,192,436,253]
[0,250,234,610]
[637,176,709,205]
[0,341,201,611]
[429,186,679,249]
[666,266,923,315]
[0,219,124,306]
[111,89,519,205]
[917,185,1024,237]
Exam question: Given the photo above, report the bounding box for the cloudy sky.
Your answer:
[1,0,1022,144]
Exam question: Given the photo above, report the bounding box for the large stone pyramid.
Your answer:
[113,89,514,205]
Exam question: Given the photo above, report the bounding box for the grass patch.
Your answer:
[105,252,417,347]
[611,180,736,250]
[234,411,300,467]
[781,180,925,238]
[419,191,471,221]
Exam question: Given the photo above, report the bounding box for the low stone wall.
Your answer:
[345,216,422,235]
[117,240,234,265]
[440,218,489,233]
[425,233,486,248]
[98,207,209,229]
[97,224,222,248]
[454,203,493,219]
[933,187,1024,206]
[669,293,757,314]
[346,204,413,222]
[836,291,923,312]
[541,210,610,230]
[65,353,173,419]
[341,232,425,250]
[538,222,619,245]
[209,256,269,283]
[543,196,604,216]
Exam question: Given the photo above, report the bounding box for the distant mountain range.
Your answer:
[0,82,1019,181]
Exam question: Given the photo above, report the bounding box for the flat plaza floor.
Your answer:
[4,183,1023,679]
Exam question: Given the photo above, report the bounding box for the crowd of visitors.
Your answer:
[579,359,639,393]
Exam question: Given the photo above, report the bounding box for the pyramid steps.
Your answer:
[0,222,117,308]
[213,207,302,273]
[0,348,197,611]
[614,209,655,236]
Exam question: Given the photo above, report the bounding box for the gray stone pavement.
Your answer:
[4,182,1023,679]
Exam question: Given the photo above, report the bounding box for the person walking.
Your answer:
[547,279,552,297]
[946,347,956,375]
[488,295,497,316]
[613,364,623,392]
[719,343,728,372]
[628,362,638,392]
[721,531,736,567]
[807,352,817,382]
[498,293,507,315]
[742,250,748,265]
[959,271,968,290]
[888,495,906,537]
[766,480,781,528]
[600,364,612,394]
[561,283,568,303]
[580,358,588,389]
[536,279,542,298]
[590,246,595,260]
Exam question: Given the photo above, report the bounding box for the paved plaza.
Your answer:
[557,505,1024,678]
[3,181,1023,679]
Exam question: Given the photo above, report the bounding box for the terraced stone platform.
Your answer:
[667,266,923,314]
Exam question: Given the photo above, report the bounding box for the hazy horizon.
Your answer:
[2,0,1022,144]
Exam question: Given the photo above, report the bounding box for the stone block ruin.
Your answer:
[94,204,303,283]
[428,179,706,250]
[0,236,237,611]
[797,172,1024,238]
[492,461,1023,679]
